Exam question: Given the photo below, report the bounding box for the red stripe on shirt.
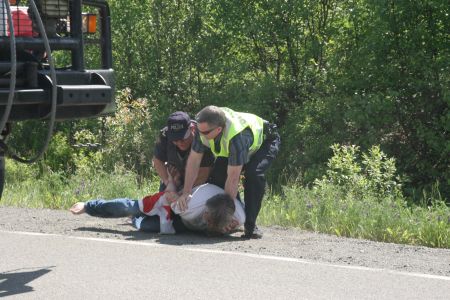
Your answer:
[141,191,165,214]
[163,206,172,220]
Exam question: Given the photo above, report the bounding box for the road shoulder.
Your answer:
[0,206,449,276]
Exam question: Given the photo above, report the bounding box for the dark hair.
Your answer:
[196,106,226,128]
[205,193,235,234]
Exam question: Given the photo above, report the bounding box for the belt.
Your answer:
[263,121,278,140]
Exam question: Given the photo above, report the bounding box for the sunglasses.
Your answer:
[198,127,218,136]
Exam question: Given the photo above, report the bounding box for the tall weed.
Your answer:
[2,160,159,209]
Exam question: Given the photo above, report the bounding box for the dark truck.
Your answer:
[0,0,115,196]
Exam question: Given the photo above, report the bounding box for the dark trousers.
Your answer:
[208,133,281,232]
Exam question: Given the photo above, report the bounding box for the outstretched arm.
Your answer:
[224,164,242,199]
[194,166,212,187]
[183,150,204,193]
[165,165,180,203]
[176,150,203,211]
[152,157,170,187]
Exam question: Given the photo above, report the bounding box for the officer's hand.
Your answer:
[167,164,181,188]
[165,191,178,203]
[176,192,191,212]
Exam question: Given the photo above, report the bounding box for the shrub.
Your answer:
[316,144,402,199]
[99,88,158,181]
[45,132,75,172]
[259,144,450,248]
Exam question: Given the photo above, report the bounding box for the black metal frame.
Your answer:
[85,0,112,69]
[0,0,115,121]
[0,0,112,70]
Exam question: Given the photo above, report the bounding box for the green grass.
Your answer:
[2,160,449,248]
[1,160,159,209]
[258,183,450,248]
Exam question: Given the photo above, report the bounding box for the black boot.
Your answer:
[242,225,263,239]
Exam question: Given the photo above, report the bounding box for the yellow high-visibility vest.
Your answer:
[200,107,265,158]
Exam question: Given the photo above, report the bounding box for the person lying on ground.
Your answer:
[69,183,245,235]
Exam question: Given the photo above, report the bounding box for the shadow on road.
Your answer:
[0,267,54,297]
[74,226,244,246]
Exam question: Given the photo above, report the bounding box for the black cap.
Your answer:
[167,111,191,141]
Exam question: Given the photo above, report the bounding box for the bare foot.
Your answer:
[70,202,86,215]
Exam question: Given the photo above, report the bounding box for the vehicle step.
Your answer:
[57,84,112,105]
[0,88,48,104]
[0,84,112,106]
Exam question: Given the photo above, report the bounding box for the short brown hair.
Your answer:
[196,106,226,128]
[205,193,235,234]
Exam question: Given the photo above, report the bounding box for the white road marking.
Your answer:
[1,229,449,281]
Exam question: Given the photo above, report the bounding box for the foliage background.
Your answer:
[6,0,450,203]
[108,0,449,200]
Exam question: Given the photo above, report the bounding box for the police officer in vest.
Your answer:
[176,106,280,238]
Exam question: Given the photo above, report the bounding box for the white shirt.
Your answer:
[171,183,246,231]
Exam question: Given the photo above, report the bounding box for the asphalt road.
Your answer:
[1,230,449,299]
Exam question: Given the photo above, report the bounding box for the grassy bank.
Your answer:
[260,145,450,248]
[2,145,449,248]
[1,161,159,209]
[259,184,449,248]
